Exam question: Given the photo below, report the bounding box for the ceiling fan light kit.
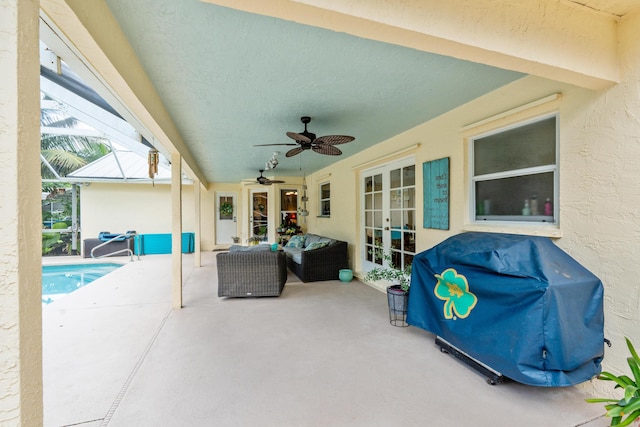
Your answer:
[254,116,355,158]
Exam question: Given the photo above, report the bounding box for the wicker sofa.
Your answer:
[216,245,287,297]
[282,234,349,282]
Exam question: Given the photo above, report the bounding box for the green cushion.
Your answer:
[286,235,306,248]
[304,241,330,251]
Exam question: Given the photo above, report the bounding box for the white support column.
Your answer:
[194,181,202,267]
[71,184,78,254]
[0,0,44,425]
[171,153,183,309]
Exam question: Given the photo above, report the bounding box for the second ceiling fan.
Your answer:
[255,169,285,186]
[256,116,355,157]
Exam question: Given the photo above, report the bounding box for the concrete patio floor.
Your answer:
[42,252,610,427]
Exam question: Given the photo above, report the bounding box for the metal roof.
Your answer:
[66,150,175,183]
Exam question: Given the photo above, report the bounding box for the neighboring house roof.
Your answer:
[66,150,175,183]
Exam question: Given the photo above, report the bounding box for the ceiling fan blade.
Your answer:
[254,143,297,147]
[286,132,311,143]
[269,180,286,184]
[312,144,342,156]
[285,147,305,157]
[314,135,355,145]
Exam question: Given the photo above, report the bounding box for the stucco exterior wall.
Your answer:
[0,1,43,424]
[79,183,199,252]
[559,7,640,376]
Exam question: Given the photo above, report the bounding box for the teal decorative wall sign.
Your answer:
[423,157,450,230]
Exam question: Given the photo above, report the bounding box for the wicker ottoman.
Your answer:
[216,248,287,297]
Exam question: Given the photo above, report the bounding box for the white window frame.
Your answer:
[469,113,559,227]
[319,181,330,217]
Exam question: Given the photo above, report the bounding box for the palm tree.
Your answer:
[40,102,112,255]
[40,105,110,186]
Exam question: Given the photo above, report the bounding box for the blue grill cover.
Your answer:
[406,232,604,387]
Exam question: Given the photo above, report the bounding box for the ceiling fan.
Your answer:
[255,169,285,186]
[255,116,355,157]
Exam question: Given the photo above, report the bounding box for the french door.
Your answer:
[250,189,269,242]
[362,159,416,273]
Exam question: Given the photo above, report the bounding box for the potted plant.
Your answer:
[365,245,412,327]
[285,225,298,235]
[586,337,640,426]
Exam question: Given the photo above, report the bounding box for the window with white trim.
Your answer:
[319,182,330,216]
[471,114,558,223]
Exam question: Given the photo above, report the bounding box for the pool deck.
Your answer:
[42,252,610,427]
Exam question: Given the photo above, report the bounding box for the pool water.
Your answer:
[42,263,122,304]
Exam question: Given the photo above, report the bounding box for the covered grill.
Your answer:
[406,232,604,387]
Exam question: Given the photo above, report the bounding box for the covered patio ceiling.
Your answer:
[38,0,640,185]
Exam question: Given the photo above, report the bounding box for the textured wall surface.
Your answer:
[0,0,43,425]
[558,8,640,383]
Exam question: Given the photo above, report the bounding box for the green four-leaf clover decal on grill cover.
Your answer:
[434,268,478,319]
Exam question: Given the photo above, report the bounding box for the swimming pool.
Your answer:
[42,263,122,304]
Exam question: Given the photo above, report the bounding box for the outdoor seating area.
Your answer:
[282,233,349,282]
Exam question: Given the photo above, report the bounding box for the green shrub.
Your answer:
[586,337,640,426]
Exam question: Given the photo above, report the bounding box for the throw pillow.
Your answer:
[304,234,322,246]
[286,235,306,248]
[304,241,330,251]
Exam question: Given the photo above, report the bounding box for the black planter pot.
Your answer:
[387,284,408,327]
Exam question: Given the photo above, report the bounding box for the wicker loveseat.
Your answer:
[282,234,348,282]
[216,246,287,297]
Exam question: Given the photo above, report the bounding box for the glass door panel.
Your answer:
[364,172,383,265]
[251,190,268,242]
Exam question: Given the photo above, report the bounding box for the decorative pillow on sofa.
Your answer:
[286,235,306,248]
[304,241,330,251]
[304,234,322,246]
